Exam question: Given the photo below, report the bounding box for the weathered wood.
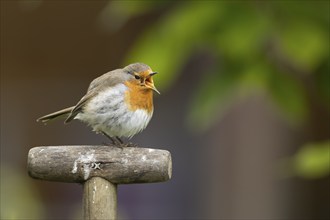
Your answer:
[83,177,117,220]
[28,146,172,184]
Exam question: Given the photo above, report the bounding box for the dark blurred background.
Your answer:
[1,1,329,219]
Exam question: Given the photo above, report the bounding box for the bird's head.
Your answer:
[124,63,160,94]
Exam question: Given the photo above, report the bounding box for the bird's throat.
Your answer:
[124,82,154,113]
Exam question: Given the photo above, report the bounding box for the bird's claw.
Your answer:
[123,142,139,148]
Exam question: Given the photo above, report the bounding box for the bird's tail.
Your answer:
[37,107,74,123]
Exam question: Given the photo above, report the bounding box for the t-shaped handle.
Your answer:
[28,145,172,220]
[28,146,172,184]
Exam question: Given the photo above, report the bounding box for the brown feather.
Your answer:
[37,107,74,123]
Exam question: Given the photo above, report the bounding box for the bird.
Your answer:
[37,63,160,145]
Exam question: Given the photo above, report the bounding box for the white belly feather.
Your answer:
[75,84,153,138]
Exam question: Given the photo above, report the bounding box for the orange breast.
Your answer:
[124,82,154,113]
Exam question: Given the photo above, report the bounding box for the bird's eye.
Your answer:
[134,75,140,80]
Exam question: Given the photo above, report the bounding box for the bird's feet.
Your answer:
[102,133,123,148]
[123,142,139,148]
[102,141,121,148]
[102,142,139,148]
[101,133,139,148]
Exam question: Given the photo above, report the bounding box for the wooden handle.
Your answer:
[28,146,172,184]
[83,177,117,220]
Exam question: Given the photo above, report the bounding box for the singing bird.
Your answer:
[37,63,160,145]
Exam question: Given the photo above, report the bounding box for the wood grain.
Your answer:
[28,145,172,184]
[83,177,117,220]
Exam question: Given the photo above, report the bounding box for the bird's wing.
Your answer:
[64,69,128,123]
[87,69,124,92]
[64,91,97,123]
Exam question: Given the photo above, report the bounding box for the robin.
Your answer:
[37,63,159,145]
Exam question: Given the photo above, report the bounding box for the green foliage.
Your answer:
[126,1,223,89]
[293,141,330,178]
[187,67,240,131]
[267,69,308,125]
[124,1,329,131]
[215,4,270,62]
[277,19,329,72]
[278,141,330,179]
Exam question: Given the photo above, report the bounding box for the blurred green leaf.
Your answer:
[293,141,330,178]
[187,66,240,132]
[125,1,223,90]
[238,61,272,93]
[216,4,270,62]
[267,70,308,125]
[277,20,328,72]
[125,1,329,131]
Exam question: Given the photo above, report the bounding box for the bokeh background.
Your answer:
[1,1,329,219]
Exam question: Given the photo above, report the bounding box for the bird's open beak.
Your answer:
[146,72,160,94]
[146,81,160,94]
[151,85,160,94]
